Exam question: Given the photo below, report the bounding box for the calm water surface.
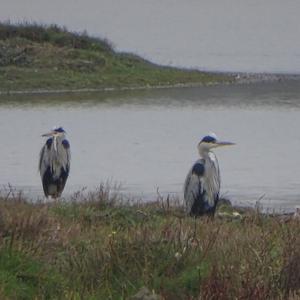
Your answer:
[1,82,300,212]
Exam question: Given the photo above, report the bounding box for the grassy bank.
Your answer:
[0,22,234,93]
[0,186,299,299]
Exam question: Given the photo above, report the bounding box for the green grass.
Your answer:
[0,248,66,299]
[0,185,299,299]
[0,22,234,92]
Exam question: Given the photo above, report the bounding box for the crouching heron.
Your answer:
[39,127,71,198]
[184,133,234,217]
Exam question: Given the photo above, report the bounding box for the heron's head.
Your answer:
[42,126,66,138]
[198,133,235,154]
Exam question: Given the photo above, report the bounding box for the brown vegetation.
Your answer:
[0,185,299,299]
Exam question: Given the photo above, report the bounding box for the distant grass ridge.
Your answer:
[0,22,113,52]
[0,22,234,92]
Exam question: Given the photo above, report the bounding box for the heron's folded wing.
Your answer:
[61,139,71,171]
[184,160,205,213]
[39,138,52,177]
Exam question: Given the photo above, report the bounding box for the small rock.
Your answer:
[217,198,232,207]
[293,206,300,219]
[130,287,162,300]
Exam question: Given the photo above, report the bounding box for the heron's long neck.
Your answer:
[53,136,58,152]
[53,135,64,153]
[198,146,211,159]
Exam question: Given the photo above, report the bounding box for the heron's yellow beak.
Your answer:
[215,141,235,147]
[42,131,56,137]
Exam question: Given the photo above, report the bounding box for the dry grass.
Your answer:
[0,185,299,299]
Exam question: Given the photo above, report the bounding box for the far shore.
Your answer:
[1,72,299,96]
[1,23,300,96]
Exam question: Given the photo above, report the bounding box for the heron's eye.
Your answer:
[201,136,216,143]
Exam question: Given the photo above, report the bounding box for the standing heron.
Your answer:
[39,127,71,198]
[184,133,234,217]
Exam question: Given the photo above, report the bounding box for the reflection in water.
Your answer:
[1,80,300,109]
[0,81,300,212]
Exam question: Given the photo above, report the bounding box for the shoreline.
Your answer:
[1,184,299,217]
[0,82,222,96]
[1,72,300,96]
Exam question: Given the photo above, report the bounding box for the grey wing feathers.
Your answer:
[39,137,71,198]
[184,159,205,214]
[39,139,71,178]
[61,139,71,171]
[60,145,71,172]
[39,144,48,177]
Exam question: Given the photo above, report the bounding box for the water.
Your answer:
[1,0,300,73]
[1,81,300,212]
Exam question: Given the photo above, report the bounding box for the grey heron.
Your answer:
[184,133,234,217]
[39,127,70,198]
